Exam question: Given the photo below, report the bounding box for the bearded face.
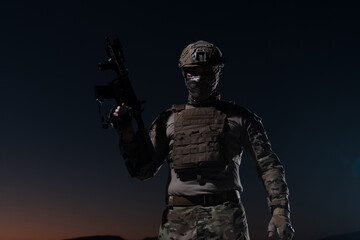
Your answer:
[184,66,220,102]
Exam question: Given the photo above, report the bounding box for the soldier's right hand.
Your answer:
[109,103,133,130]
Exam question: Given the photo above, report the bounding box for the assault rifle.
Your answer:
[95,37,145,130]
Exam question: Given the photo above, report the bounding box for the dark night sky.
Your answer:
[1,1,360,240]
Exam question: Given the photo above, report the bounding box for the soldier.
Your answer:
[112,40,294,240]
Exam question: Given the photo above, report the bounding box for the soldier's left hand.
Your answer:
[267,209,294,240]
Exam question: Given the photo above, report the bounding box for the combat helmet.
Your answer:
[178,40,225,68]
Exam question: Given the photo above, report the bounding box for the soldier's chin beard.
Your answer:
[185,74,218,103]
[186,81,215,103]
[187,88,212,102]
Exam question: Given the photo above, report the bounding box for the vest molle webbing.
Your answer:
[171,106,227,172]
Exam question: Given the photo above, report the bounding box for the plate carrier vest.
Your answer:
[171,104,227,174]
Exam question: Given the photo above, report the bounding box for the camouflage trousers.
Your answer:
[158,201,250,240]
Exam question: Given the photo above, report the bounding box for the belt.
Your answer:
[168,190,240,207]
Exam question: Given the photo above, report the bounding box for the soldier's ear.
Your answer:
[181,68,186,78]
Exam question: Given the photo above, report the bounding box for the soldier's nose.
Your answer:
[187,75,201,82]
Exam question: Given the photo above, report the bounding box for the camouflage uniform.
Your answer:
[116,40,294,240]
[158,202,249,240]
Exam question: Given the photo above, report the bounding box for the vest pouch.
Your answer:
[171,107,227,172]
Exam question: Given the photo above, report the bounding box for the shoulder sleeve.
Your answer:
[120,109,172,180]
[149,109,172,157]
[242,110,291,213]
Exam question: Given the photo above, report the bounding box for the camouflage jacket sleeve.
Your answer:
[118,110,171,180]
[242,113,290,214]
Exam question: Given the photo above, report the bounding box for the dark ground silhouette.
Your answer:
[319,231,360,240]
[64,231,360,240]
[65,236,125,240]
[64,236,157,240]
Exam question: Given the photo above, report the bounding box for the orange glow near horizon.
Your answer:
[0,220,159,240]
[0,200,160,240]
